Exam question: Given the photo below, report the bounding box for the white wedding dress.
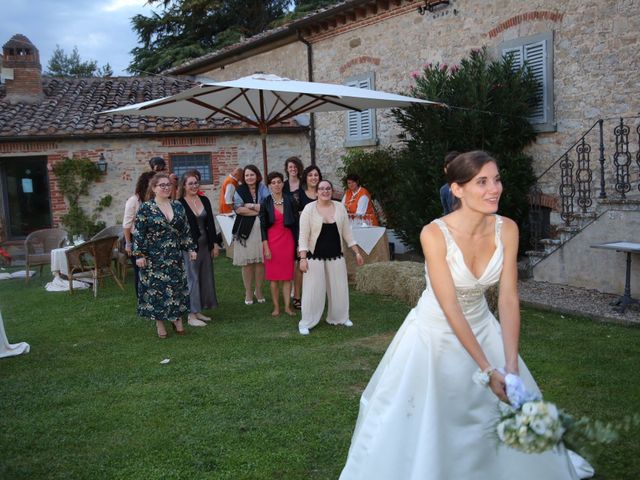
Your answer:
[340,216,589,480]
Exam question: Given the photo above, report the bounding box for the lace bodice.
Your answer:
[424,215,503,312]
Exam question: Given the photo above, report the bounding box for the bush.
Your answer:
[341,48,539,251]
[52,157,113,238]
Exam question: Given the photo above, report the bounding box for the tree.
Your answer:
[340,48,539,252]
[128,0,292,74]
[46,45,113,78]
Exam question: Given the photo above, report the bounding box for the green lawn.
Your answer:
[0,258,638,479]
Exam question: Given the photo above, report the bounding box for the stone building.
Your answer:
[165,0,639,296]
[0,34,307,241]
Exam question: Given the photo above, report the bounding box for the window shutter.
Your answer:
[502,40,547,124]
[523,40,546,124]
[346,76,375,141]
[503,46,523,69]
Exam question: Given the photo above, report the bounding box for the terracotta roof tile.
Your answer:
[0,75,302,139]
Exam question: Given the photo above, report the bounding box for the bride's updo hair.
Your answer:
[446,151,497,210]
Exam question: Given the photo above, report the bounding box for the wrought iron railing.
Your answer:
[528,115,640,251]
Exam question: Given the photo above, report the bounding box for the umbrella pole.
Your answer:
[260,128,268,178]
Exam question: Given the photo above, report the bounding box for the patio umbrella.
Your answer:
[102,73,443,175]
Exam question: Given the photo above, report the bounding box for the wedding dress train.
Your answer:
[340,216,592,480]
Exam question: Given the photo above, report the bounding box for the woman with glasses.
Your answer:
[178,170,221,327]
[292,165,322,309]
[297,180,364,335]
[232,164,270,305]
[133,173,196,339]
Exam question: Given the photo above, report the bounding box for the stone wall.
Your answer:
[308,0,639,185]
[533,203,640,296]
[197,0,639,190]
[0,132,308,233]
[200,41,308,82]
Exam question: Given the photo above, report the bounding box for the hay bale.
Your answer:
[355,261,425,306]
[355,260,499,315]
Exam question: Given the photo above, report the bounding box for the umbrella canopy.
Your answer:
[102,73,443,175]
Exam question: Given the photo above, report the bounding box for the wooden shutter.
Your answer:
[503,40,547,124]
[523,40,546,123]
[346,76,374,141]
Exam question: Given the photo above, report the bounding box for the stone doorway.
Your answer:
[0,156,52,239]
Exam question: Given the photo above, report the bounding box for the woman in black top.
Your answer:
[178,170,221,327]
[298,165,322,211]
[283,156,304,207]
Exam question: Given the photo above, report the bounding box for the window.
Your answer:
[345,72,378,147]
[501,31,555,132]
[170,153,213,184]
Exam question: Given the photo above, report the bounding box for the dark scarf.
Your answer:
[232,184,259,246]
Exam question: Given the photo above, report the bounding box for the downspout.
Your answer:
[297,31,316,166]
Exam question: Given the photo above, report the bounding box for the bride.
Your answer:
[339,151,592,480]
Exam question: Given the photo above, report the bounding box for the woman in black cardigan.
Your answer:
[260,171,299,316]
[178,170,221,327]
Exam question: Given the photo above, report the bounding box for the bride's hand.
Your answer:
[489,370,508,403]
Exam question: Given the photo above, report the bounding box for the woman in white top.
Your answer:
[297,180,364,335]
[122,170,156,298]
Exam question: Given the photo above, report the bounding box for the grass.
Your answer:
[0,258,639,479]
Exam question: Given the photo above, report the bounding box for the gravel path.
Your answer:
[519,279,640,325]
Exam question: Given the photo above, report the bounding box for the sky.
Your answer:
[1,0,157,76]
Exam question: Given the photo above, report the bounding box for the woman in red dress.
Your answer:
[260,172,299,316]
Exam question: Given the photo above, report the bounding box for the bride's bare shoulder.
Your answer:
[420,222,446,250]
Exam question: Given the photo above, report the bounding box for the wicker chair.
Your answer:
[91,225,129,282]
[24,228,68,283]
[65,236,124,297]
[91,225,123,241]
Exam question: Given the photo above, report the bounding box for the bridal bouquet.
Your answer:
[495,374,638,456]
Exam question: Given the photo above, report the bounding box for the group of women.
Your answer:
[231,158,365,334]
[124,155,373,338]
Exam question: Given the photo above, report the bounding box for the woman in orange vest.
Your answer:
[219,167,243,214]
[341,174,379,226]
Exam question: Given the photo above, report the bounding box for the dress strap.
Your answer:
[432,218,455,249]
[494,214,503,242]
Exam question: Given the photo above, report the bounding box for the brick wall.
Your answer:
[0,132,309,234]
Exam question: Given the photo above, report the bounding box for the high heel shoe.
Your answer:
[244,298,254,305]
[254,291,266,304]
[171,320,186,335]
[195,312,211,321]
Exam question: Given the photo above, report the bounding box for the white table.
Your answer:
[590,241,640,313]
[216,214,235,246]
[47,245,90,291]
[352,226,386,255]
[51,246,72,277]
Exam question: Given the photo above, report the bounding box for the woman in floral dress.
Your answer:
[133,173,196,338]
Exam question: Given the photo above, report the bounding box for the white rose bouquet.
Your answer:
[497,399,566,454]
[493,374,639,456]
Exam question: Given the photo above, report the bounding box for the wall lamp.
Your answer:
[97,153,108,175]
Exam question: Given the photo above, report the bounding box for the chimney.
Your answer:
[2,34,44,104]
